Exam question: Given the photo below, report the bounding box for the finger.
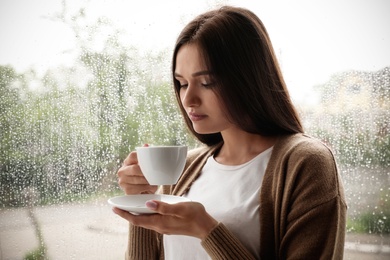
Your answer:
[113,207,159,225]
[112,207,138,220]
[122,184,157,195]
[113,207,161,230]
[118,166,149,191]
[146,200,186,217]
[122,143,148,166]
[118,165,148,182]
[123,151,138,166]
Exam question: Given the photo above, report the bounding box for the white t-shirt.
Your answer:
[163,147,273,260]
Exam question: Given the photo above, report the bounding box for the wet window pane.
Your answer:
[0,0,389,259]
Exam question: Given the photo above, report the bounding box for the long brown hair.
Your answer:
[172,6,304,146]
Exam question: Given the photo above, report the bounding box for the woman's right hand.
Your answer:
[117,151,158,195]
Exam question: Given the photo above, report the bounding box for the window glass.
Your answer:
[0,0,389,259]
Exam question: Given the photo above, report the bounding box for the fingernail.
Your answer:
[146,200,157,210]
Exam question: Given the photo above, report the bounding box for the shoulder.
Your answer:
[268,133,341,196]
[273,133,336,165]
[269,133,344,203]
[277,133,332,152]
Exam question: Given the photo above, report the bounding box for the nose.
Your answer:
[180,84,199,108]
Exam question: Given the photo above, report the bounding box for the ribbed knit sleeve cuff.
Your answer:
[126,224,159,260]
[201,223,255,260]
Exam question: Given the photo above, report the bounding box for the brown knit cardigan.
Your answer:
[125,133,347,259]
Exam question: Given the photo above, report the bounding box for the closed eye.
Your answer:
[201,82,215,88]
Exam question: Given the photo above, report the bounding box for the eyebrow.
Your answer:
[174,70,211,78]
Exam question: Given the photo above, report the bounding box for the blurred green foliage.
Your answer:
[0,6,199,207]
[347,190,390,234]
[0,50,196,207]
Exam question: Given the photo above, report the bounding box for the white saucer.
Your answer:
[108,194,191,214]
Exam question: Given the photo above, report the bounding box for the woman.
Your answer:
[114,6,347,259]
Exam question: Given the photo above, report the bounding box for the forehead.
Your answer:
[175,43,208,74]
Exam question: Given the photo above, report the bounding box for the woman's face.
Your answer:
[175,44,232,135]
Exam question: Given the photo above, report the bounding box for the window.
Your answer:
[1,0,389,259]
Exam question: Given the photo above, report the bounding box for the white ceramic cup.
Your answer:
[135,145,187,185]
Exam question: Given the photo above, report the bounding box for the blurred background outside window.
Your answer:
[0,0,389,259]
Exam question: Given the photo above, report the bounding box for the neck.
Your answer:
[214,127,278,165]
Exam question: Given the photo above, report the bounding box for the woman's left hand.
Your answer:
[113,201,218,240]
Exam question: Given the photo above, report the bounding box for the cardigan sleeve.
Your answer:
[125,224,162,260]
[201,223,256,260]
[276,137,347,259]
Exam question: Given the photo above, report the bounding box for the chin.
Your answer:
[193,128,219,135]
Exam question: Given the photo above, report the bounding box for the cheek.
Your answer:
[214,99,233,124]
[211,95,227,115]
[179,89,185,102]
[177,91,185,108]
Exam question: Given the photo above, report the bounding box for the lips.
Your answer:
[188,112,207,121]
